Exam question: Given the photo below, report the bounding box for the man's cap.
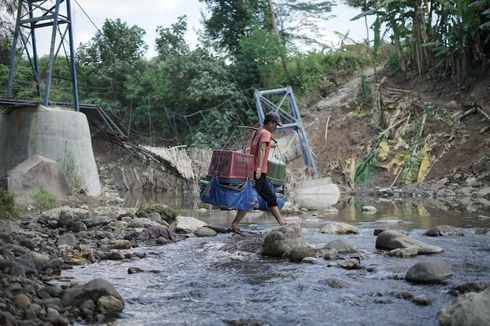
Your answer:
[264,112,282,126]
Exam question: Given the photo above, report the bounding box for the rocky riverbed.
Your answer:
[0,189,489,325]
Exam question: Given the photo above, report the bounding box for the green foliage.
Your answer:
[33,189,58,211]
[0,35,11,65]
[274,0,336,47]
[1,10,371,150]
[349,0,490,81]
[385,49,402,75]
[359,75,372,105]
[200,0,336,54]
[77,18,147,121]
[0,58,39,100]
[425,105,437,123]
[372,16,382,62]
[349,74,372,114]
[278,48,367,97]
[63,151,82,194]
[0,188,19,219]
[402,154,422,184]
[199,0,270,55]
[79,18,147,65]
[191,106,248,147]
[155,15,189,59]
[354,150,378,184]
[124,47,240,143]
[233,28,284,89]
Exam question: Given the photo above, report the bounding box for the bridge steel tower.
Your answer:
[254,86,318,176]
[6,0,79,111]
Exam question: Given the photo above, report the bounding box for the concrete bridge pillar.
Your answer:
[0,105,100,196]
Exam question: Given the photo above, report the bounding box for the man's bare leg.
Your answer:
[270,206,287,226]
[230,210,248,229]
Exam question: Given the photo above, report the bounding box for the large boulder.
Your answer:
[320,222,358,235]
[438,288,490,326]
[0,244,39,276]
[170,216,207,233]
[449,282,488,296]
[136,225,179,243]
[320,239,356,254]
[376,230,444,254]
[62,279,124,321]
[289,247,316,263]
[194,227,218,237]
[405,261,453,284]
[6,155,69,197]
[38,206,89,228]
[262,223,305,257]
[388,247,419,258]
[136,203,177,224]
[424,225,464,237]
[127,217,158,229]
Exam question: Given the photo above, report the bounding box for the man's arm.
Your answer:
[256,142,267,179]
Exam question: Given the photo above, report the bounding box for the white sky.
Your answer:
[30,0,373,58]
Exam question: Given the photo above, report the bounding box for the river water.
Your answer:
[63,193,490,325]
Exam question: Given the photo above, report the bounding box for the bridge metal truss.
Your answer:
[6,0,79,111]
[254,86,318,176]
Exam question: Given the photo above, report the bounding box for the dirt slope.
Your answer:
[289,67,490,190]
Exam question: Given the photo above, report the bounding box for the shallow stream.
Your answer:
[63,194,490,325]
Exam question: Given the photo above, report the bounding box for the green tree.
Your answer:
[199,0,270,55]
[232,28,284,89]
[274,0,336,47]
[350,0,490,81]
[79,18,147,65]
[155,15,189,59]
[77,18,147,119]
[125,48,238,134]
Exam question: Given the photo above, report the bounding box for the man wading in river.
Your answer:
[230,112,287,230]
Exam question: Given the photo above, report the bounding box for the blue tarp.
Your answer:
[256,181,285,210]
[201,176,285,211]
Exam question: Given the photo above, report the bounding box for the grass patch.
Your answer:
[33,189,59,211]
[63,150,83,194]
[0,188,20,219]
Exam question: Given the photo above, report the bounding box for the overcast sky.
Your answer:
[31,0,373,58]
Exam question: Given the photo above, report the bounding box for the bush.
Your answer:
[273,48,368,100]
[33,189,59,211]
[0,188,20,219]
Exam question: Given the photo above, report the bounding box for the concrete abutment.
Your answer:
[0,105,100,196]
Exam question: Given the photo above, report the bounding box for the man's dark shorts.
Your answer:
[255,173,277,207]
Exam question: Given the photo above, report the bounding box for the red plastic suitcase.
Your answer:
[207,150,254,181]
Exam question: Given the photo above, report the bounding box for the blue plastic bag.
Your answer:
[201,176,285,212]
[201,176,257,211]
[257,180,286,210]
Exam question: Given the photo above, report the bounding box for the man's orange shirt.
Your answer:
[250,128,272,173]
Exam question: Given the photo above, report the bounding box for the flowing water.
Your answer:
[63,193,490,325]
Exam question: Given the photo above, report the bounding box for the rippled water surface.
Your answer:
[64,193,490,325]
